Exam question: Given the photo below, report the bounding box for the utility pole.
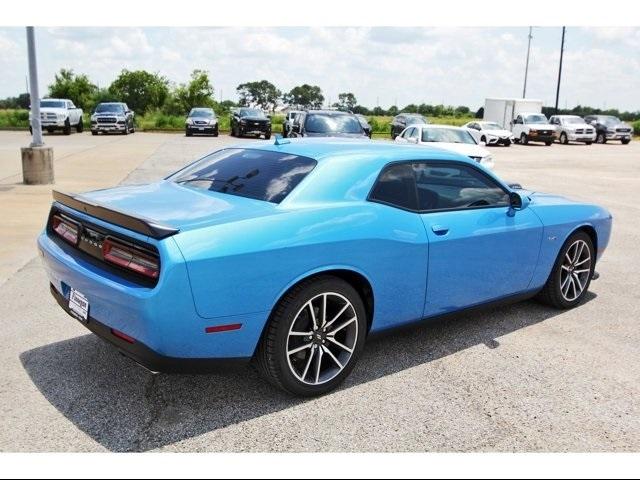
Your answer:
[522,27,533,98]
[21,27,54,184]
[554,27,566,115]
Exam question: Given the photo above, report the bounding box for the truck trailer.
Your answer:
[483,98,543,129]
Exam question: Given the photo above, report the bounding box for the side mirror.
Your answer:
[508,191,530,214]
[292,123,301,133]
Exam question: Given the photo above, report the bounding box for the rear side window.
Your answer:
[369,163,417,210]
[170,148,317,204]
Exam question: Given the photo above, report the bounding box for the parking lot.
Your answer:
[0,131,639,452]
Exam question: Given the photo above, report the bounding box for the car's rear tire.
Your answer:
[255,275,367,397]
[536,231,595,309]
[520,133,528,145]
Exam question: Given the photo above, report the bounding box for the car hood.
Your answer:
[484,129,513,137]
[36,107,67,115]
[304,132,367,138]
[75,181,277,233]
[188,116,217,123]
[419,142,489,157]
[240,116,270,122]
[562,123,592,130]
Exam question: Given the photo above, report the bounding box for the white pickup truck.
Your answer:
[29,98,84,135]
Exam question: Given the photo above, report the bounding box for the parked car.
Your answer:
[463,121,514,146]
[230,108,271,139]
[29,98,83,135]
[511,113,555,146]
[289,110,368,138]
[185,108,218,137]
[584,115,633,145]
[356,114,373,138]
[282,110,303,138]
[548,115,595,145]
[390,114,428,139]
[395,124,494,169]
[38,139,612,396]
[91,102,135,135]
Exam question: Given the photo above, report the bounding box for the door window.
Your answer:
[413,163,509,211]
[369,163,417,210]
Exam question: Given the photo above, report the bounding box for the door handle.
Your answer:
[431,224,450,236]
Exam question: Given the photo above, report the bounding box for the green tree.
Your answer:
[283,84,324,109]
[236,80,280,112]
[47,69,97,110]
[108,69,169,114]
[170,69,216,114]
[335,92,357,111]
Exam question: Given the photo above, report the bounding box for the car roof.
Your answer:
[409,124,465,130]
[238,137,470,164]
[305,110,353,115]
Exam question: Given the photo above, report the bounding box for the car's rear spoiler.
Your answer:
[52,190,179,239]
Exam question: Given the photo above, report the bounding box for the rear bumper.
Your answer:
[38,213,268,362]
[50,284,249,373]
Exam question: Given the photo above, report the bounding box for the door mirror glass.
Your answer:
[509,191,530,211]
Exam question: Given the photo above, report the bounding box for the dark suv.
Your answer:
[289,110,368,138]
[390,114,428,139]
[584,115,632,144]
[91,102,135,135]
[230,108,271,139]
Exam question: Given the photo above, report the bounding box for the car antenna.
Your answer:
[274,134,290,146]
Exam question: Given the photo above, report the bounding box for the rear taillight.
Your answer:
[51,215,79,246]
[102,238,159,279]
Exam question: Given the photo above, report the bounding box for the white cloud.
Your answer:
[0,26,638,111]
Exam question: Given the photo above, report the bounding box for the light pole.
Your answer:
[554,27,566,115]
[21,26,54,185]
[522,27,533,98]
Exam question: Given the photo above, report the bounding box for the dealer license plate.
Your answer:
[69,288,89,322]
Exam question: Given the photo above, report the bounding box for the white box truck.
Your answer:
[483,98,543,129]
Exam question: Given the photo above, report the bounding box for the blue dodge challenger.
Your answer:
[38,138,612,396]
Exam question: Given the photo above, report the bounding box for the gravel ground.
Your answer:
[1,134,638,452]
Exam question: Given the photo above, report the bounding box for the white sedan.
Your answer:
[395,124,494,169]
[463,121,514,146]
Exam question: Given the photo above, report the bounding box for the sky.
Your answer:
[0,26,639,111]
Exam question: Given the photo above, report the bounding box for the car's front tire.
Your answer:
[255,275,367,397]
[621,138,630,145]
[76,118,84,133]
[536,231,595,309]
[520,132,528,145]
[596,132,607,144]
[63,119,71,135]
[560,132,569,144]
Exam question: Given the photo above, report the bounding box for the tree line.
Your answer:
[0,68,638,121]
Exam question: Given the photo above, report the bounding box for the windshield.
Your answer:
[406,115,427,125]
[601,116,621,126]
[525,114,548,124]
[240,109,266,118]
[562,116,584,125]
[40,100,65,109]
[481,122,503,130]
[170,148,317,204]
[422,128,477,144]
[189,109,214,118]
[95,104,125,113]
[304,114,364,134]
